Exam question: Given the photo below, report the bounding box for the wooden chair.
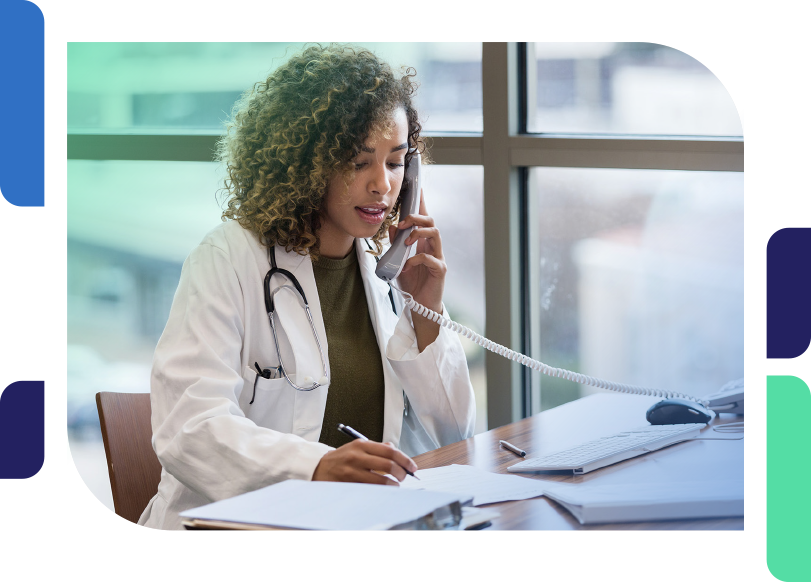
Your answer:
[95,392,162,523]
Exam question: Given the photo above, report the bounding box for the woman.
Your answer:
[138,44,476,530]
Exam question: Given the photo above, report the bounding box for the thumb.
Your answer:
[388,224,397,244]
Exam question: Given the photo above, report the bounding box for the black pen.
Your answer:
[337,423,420,480]
[499,439,527,458]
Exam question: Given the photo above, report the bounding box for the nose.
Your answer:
[368,161,391,197]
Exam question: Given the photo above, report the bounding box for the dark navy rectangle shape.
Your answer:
[0,381,44,479]
[767,228,811,358]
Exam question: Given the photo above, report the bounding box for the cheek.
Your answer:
[390,174,404,195]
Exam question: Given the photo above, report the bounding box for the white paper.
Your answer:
[180,480,462,530]
[400,464,547,506]
[540,480,745,524]
[540,479,744,507]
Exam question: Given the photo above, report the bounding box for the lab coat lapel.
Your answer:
[356,240,404,447]
[272,245,330,441]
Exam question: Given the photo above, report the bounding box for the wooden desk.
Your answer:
[412,393,744,530]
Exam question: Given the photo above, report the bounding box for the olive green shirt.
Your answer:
[314,250,386,448]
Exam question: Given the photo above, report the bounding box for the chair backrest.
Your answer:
[95,392,162,523]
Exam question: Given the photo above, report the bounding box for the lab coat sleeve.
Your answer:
[150,243,332,503]
[385,306,476,448]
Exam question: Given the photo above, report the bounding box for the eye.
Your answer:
[354,162,403,170]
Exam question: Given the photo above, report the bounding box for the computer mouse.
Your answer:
[646,398,713,425]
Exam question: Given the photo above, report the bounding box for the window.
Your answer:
[529,42,741,136]
[68,42,483,133]
[530,168,743,411]
[421,165,486,432]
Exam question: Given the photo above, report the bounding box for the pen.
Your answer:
[337,423,420,480]
[499,440,526,458]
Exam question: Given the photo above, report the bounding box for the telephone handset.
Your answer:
[375,152,422,282]
[375,150,715,410]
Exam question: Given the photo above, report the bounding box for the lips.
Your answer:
[355,206,387,225]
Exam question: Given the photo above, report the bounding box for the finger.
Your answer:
[343,447,406,482]
[336,447,398,485]
[349,468,398,486]
[358,441,418,474]
[365,456,408,482]
[373,472,401,486]
[405,226,443,255]
[398,213,435,229]
[388,223,397,244]
[418,187,427,216]
[402,253,447,278]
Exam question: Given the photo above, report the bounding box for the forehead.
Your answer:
[364,107,408,148]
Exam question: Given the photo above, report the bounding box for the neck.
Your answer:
[317,230,354,259]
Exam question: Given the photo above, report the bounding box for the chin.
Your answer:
[353,224,384,240]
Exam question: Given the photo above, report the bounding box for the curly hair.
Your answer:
[218,44,425,259]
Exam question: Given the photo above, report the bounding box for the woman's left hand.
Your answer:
[388,190,445,350]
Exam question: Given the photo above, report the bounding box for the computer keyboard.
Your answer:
[506,423,704,475]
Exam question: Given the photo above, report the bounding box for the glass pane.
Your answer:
[421,165,486,433]
[68,160,226,510]
[528,42,742,136]
[68,160,486,510]
[531,167,743,411]
[68,42,482,133]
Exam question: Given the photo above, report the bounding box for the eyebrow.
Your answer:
[360,142,408,154]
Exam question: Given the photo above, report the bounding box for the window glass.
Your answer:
[68,160,225,509]
[528,42,742,136]
[530,167,743,410]
[421,165,486,433]
[68,42,482,133]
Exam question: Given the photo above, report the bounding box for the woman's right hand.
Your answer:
[311,440,418,485]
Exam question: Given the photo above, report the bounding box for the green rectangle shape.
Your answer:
[768,375,811,582]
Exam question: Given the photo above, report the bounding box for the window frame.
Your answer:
[66,42,744,430]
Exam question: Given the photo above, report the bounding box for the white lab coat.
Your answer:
[138,220,476,529]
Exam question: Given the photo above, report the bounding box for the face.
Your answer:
[319,107,409,258]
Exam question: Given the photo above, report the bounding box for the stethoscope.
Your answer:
[256,241,397,400]
[263,245,330,392]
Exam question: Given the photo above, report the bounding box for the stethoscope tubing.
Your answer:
[262,246,330,392]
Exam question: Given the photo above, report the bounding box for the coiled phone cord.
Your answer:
[397,288,711,408]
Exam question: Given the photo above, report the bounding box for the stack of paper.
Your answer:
[540,480,744,524]
[400,464,547,505]
[180,480,465,530]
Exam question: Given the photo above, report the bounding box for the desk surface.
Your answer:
[412,393,744,530]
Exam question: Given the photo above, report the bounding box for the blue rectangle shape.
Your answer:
[0,0,44,207]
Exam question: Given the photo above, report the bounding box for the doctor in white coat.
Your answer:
[139,45,476,530]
